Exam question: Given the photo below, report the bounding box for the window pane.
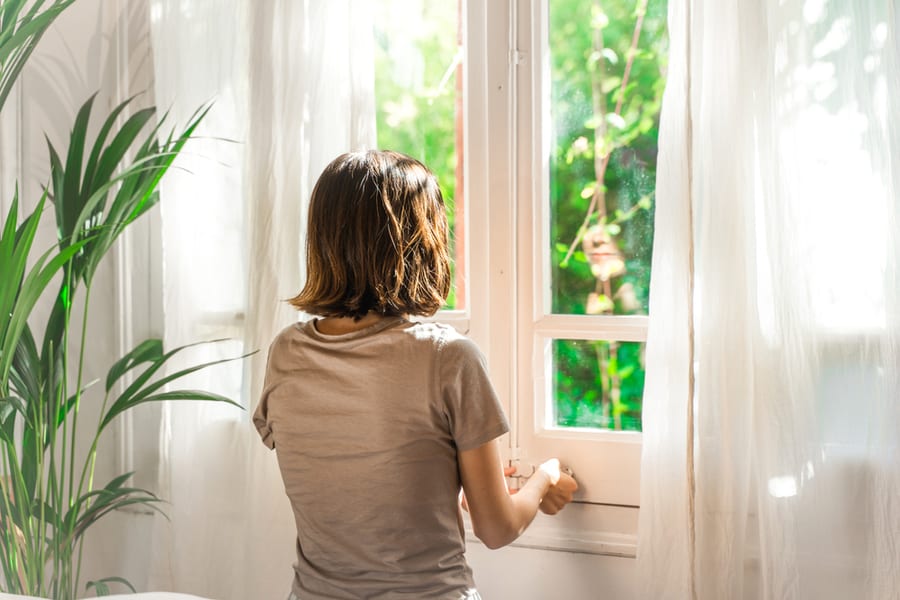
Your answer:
[553,339,645,431]
[547,0,668,316]
[373,1,464,309]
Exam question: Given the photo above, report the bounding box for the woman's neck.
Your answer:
[315,312,396,335]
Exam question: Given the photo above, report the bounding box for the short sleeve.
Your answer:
[252,341,278,450]
[438,335,510,451]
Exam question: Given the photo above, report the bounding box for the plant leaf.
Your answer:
[46,134,67,238]
[0,395,26,417]
[105,338,163,393]
[101,384,243,432]
[0,192,40,345]
[0,1,76,112]
[91,107,156,200]
[81,103,211,283]
[86,580,109,596]
[0,232,89,387]
[99,340,249,433]
[59,92,97,239]
[71,482,165,540]
[9,323,40,404]
[81,94,138,198]
[86,576,137,596]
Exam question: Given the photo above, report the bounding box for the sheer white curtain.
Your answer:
[148,1,375,599]
[638,1,899,598]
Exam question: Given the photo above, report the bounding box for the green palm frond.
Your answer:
[0,0,76,112]
[0,4,244,597]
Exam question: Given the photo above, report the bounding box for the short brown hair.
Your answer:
[290,150,451,319]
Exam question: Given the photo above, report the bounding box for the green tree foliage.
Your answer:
[373,0,461,308]
[371,0,668,431]
[550,0,667,431]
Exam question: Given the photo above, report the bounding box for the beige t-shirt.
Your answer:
[253,316,509,599]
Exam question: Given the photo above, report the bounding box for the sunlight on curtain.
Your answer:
[148,1,376,598]
[638,0,899,598]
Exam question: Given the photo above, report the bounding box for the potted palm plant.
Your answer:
[0,1,243,597]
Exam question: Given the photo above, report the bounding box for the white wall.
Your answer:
[469,543,636,599]
[15,2,640,598]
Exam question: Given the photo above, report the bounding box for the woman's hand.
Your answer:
[459,442,581,548]
[537,463,577,515]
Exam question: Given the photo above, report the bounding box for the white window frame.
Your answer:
[514,0,644,509]
[456,0,647,555]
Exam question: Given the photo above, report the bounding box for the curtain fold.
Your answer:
[148,2,376,598]
[634,0,693,595]
[243,0,376,406]
[638,1,900,598]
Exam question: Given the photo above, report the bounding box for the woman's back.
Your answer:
[254,317,507,599]
[255,150,575,598]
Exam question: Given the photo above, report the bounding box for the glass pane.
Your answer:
[553,339,645,431]
[547,0,668,316]
[373,1,464,309]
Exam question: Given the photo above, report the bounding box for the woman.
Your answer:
[254,150,577,599]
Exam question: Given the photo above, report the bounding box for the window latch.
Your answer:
[506,460,574,491]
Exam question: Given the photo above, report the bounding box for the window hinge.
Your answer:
[510,49,527,65]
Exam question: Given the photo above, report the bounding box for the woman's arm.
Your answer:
[459,438,577,549]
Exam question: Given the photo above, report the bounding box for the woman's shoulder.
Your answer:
[266,321,308,353]
[405,320,459,343]
[405,321,483,359]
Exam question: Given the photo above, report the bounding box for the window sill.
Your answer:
[464,503,638,558]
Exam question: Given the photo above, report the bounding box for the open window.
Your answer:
[512,0,667,512]
[373,0,469,333]
[381,0,668,548]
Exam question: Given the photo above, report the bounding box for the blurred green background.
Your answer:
[373,0,668,431]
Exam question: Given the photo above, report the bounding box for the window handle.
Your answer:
[505,461,574,491]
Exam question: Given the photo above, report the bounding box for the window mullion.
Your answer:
[534,314,649,342]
